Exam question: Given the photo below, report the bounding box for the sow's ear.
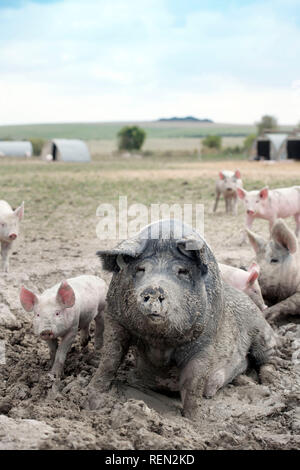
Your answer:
[235,169,241,179]
[177,236,208,274]
[97,237,147,272]
[246,229,267,254]
[219,171,225,180]
[272,219,297,254]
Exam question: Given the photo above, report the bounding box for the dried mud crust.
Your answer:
[0,210,300,450]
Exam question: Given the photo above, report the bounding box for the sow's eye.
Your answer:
[270,258,279,263]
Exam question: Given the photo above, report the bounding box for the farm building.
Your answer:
[253,130,300,161]
[253,132,288,160]
[278,131,300,160]
[0,141,33,158]
[41,139,91,162]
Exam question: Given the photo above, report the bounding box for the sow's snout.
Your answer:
[138,284,168,321]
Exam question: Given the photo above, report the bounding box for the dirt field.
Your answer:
[0,157,299,450]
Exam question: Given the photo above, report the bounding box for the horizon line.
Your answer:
[0,119,295,128]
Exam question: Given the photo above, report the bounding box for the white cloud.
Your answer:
[1,73,299,125]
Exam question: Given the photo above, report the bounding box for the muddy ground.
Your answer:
[0,159,299,450]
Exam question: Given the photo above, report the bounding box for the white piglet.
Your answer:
[219,262,267,311]
[237,186,300,237]
[20,275,107,378]
[0,200,24,272]
[213,170,243,215]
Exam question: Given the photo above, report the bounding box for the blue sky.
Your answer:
[0,0,299,125]
[0,0,60,7]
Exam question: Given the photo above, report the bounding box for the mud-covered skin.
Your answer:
[213,170,243,216]
[247,219,300,322]
[89,220,278,419]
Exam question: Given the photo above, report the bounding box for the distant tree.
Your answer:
[202,135,222,150]
[244,133,257,151]
[256,115,278,134]
[117,126,146,151]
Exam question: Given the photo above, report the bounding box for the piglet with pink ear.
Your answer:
[219,261,267,311]
[20,275,107,378]
[0,200,24,272]
[237,185,300,240]
[213,170,243,215]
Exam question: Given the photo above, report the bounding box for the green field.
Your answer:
[0,121,261,141]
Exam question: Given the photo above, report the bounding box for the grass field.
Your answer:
[1,156,299,224]
[0,121,261,141]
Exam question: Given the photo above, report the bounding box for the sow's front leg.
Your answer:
[94,303,105,351]
[249,317,281,384]
[179,349,213,420]
[88,317,130,410]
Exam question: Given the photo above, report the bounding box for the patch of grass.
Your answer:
[0,158,211,233]
[243,178,300,190]
[200,152,247,162]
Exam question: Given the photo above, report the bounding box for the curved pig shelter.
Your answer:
[41,139,91,162]
[0,141,33,158]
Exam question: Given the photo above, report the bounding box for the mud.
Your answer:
[0,192,300,450]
